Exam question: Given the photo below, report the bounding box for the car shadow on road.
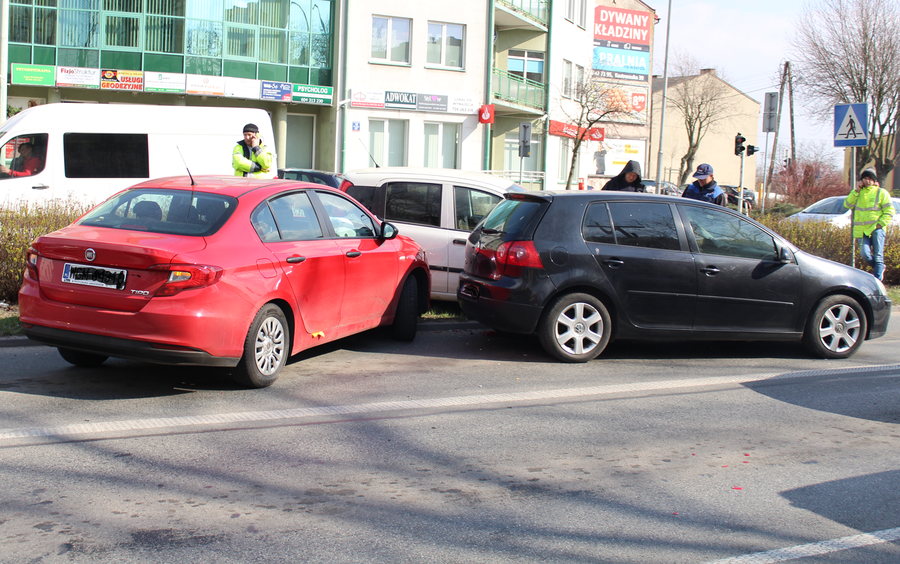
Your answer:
[743,368,900,425]
[781,470,900,534]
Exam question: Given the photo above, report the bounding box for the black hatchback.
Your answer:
[458,191,891,362]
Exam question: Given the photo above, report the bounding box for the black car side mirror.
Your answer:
[777,244,792,263]
[381,222,399,240]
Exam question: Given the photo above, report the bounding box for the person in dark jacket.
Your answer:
[681,163,727,206]
[602,160,645,192]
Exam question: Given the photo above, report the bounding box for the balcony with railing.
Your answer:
[491,68,546,113]
[495,0,548,29]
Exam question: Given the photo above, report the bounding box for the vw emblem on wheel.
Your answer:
[85,248,96,262]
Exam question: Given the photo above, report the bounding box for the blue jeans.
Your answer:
[858,228,886,280]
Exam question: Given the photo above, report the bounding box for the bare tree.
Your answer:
[557,71,636,189]
[792,0,900,183]
[664,53,739,185]
[770,143,849,207]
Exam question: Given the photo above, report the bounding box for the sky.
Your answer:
[648,0,844,167]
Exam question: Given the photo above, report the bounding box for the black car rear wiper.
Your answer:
[481,227,503,234]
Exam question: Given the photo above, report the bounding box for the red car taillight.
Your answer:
[24,247,39,281]
[338,179,354,192]
[490,241,543,280]
[150,264,223,297]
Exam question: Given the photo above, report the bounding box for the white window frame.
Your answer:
[423,122,461,169]
[575,64,584,99]
[508,50,545,83]
[369,118,408,167]
[371,15,411,64]
[426,21,465,69]
[558,138,569,183]
[562,59,572,98]
[577,0,587,28]
[565,0,575,22]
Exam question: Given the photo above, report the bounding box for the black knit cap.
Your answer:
[243,123,259,133]
[860,167,876,181]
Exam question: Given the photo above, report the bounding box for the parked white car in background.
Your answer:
[790,195,900,227]
[339,167,524,301]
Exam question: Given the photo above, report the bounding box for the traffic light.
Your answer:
[734,133,746,156]
[746,145,757,156]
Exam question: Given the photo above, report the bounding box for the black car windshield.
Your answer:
[78,189,238,236]
[482,198,543,237]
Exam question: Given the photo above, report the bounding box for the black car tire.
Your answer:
[803,294,867,359]
[58,347,108,367]
[392,276,418,341]
[538,293,611,363]
[233,304,289,388]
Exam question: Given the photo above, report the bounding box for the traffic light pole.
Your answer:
[738,152,745,215]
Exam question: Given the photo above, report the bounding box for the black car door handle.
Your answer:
[346,251,362,258]
[453,239,467,246]
[700,266,720,275]
[602,258,625,267]
[286,256,306,264]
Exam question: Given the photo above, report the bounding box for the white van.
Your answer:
[0,103,276,206]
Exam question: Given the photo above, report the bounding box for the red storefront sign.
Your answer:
[548,120,604,142]
[478,104,495,124]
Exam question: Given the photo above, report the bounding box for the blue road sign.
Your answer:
[834,103,869,147]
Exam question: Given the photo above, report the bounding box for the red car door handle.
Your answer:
[286,256,306,263]
[346,251,362,258]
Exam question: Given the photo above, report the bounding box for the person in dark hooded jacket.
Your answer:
[602,160,645,192]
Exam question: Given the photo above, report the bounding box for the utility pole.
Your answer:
[787,61,796,165]
[654,0,672,187]
[767,62,789,197]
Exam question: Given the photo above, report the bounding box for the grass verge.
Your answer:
[0,316,22,337]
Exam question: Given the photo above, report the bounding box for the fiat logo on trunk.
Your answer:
[85,248,96,262]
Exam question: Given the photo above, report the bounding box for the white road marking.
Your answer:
[702,526,900,563]
[0,364,897,443]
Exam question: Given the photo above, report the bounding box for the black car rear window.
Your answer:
[481,198,543,237]
[77,189,237,236]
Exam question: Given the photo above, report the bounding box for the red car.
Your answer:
[18,175,430,387]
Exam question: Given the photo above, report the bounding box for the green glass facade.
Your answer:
[8,0,333,86]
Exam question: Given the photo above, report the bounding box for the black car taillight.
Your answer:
[492,241,543,280]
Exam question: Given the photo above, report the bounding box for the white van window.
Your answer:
[0,134,47,179]
[63,133,150,178]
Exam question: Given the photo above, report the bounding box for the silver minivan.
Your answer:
[340,167,524,301]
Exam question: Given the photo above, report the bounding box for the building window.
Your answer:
[226,24,256,58]
[504,132,541,172]
[370,119,408,167]
[371,16,410,64]
[104,14,141,49]
[558,138,569,182]
[508,50,544,83]
[578,0,587,28]
[562,59,572,98]
[565,0,575,22]
[575,64,584,98]
[424,122,460,169]
[426,22,464,69]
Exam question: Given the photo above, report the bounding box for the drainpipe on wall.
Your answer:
[338,0,349,173]
[541,1,553,190]
[483,0,495,171]
[0,0,9,121]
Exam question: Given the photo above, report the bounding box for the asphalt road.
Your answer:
[0,314,899,564]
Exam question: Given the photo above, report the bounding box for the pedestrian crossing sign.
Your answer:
[834,103,868,147]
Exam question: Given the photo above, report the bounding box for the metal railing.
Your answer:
[491,68,546,111]
[495,0,548,26]
[485,170,545,191]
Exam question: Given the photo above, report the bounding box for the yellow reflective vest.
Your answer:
[844,185,894,238]
[233,140,275,178]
